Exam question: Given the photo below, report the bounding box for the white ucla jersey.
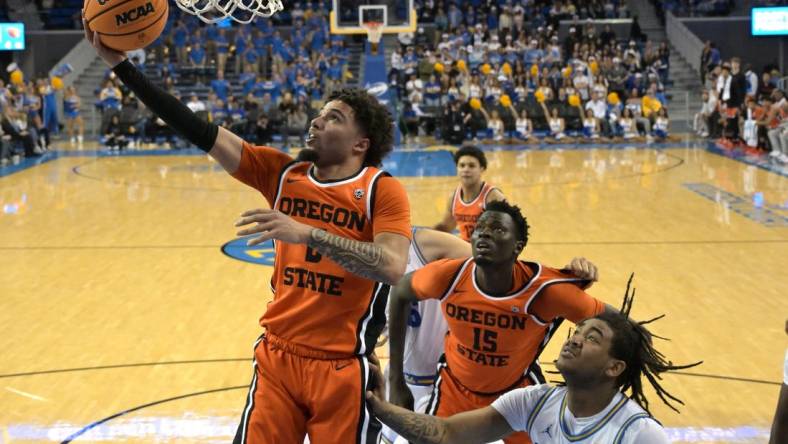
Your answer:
[492,385,669,444]
[384,228,449,385]
[400,228,449,385]
[383,230,451,444]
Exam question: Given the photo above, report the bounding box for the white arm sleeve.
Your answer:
[621,418,670,444]
[490,384,552,432]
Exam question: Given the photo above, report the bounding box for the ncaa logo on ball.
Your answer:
[115,2,155,26]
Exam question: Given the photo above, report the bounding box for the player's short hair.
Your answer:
[453,145,488,169]
[593,275,701,415]
[327,88,394,167]
[484,200,529,245]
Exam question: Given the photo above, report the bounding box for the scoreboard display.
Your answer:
[752,7,788,36]
[0,22,24,50]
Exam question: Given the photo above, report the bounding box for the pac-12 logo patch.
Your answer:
[354,188,365,200]
[221,237,276,266]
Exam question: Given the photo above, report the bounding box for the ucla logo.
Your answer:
[221,237,276,266]
[115,2,155,26]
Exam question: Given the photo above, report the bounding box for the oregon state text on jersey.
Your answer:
[232,143,411,356]
[411,258,603,394]
[452,182,498,241]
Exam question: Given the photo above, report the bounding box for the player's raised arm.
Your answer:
[84,19,246,174]
[387,271,419,410]
[415,228,470,261]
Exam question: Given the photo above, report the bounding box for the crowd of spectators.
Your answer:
[693,44,788,162]
[8,0,787,163]
[391,1,674,145]
[92,2,355,150]
[0,76,57,166]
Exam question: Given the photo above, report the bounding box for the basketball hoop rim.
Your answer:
[361,21,383,32]
[362,21,383,43]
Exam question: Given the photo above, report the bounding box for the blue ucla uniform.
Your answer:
[64,96,80,118]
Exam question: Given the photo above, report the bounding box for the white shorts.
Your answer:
[381,369,437,443]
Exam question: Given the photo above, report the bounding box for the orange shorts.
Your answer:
[233,333,381,444]
[424,363,533,444]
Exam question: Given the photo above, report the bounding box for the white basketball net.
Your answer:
[362,22,383,44]
[174,0,284,24]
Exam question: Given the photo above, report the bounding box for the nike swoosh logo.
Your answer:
[335,362,353,371]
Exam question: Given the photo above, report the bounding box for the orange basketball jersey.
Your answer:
[232,143,411,356]
[452,182,498,241]
[411,258,603,394]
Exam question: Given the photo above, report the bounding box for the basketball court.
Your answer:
[2,0,787,441]
[0,138,785,443]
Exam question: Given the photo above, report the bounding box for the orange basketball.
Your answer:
[84,0,168,52]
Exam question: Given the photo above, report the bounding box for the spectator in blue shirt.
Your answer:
[709,43,721,68]
[424,74,442,107]
[189,41,205,84]
[487,6,499,29]
[327,56,343,81]
[172,21,188,64]
[239,69,257,95]
[465,4,477,27]
[215,28,230,75]
[311,22,327,50]
[330,38,349,63]
[234,29,249,74]
[448,4,463,28]
[243,45,260,75]
[210,70,231,102]
[252,74,282,102]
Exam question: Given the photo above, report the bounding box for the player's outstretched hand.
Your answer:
[365,361,390,414]
[82,14,126,67]
[235,208,313,246]
[565,257,599,288]
[365,387,387,415]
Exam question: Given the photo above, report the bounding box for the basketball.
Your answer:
[84,0,168,52]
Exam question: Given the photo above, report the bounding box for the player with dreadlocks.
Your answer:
[366,274,701,444]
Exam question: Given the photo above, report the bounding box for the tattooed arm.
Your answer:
[234,208,409,284]
[365,391,513,444]
[308,229,409,285]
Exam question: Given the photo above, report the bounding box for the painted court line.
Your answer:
[5,386,48,402]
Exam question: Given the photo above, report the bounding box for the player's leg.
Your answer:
[425,364,477,418]
[233,336,307,444]
[305,355,381,444]
[426,364,530,444]
[65,117,74,145]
